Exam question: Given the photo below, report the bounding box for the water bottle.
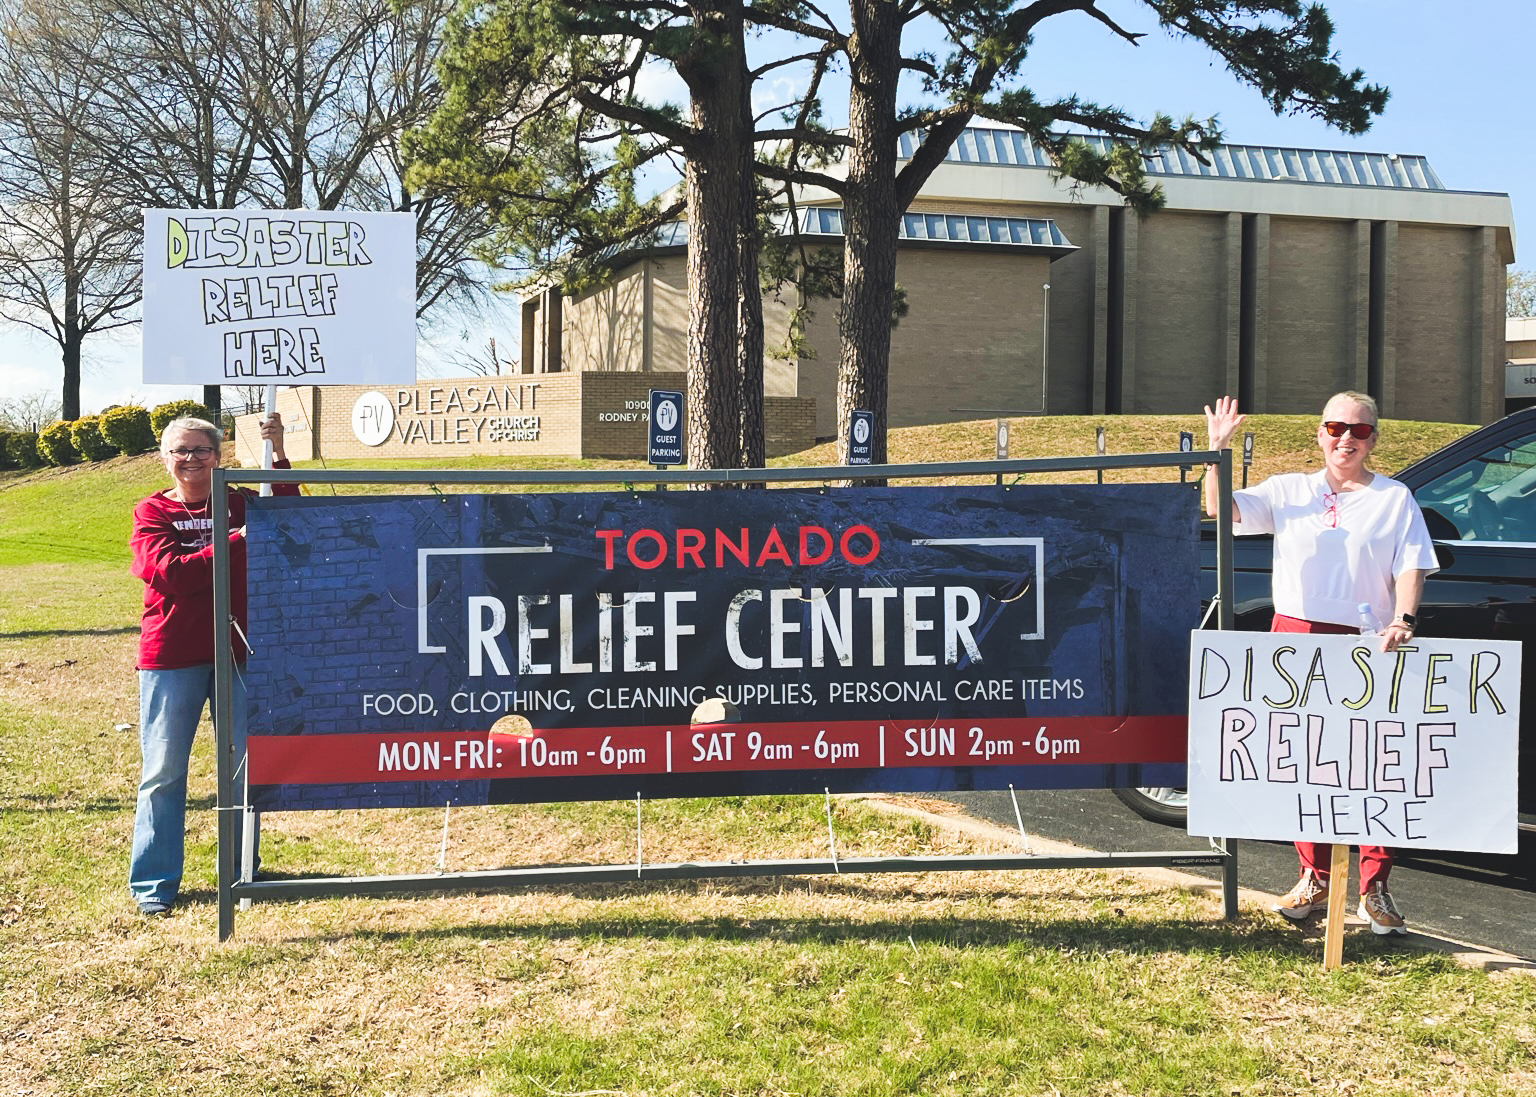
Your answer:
[1357,602,1382,636]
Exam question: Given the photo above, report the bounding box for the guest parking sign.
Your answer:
[649,390,683,466]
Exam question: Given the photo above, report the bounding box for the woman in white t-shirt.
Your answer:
[1204,391,1438,936]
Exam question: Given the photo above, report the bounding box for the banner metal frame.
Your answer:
[211,451,1238,941]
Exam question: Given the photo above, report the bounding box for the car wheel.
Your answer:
[1112,786,1188,826]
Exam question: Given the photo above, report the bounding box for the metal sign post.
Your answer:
[995,419,1009,484]
[1242,431,1255,489]
[258,384,278,498]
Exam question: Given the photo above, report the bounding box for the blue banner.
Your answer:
[244,484,1198,810]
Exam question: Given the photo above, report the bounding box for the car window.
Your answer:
[1414,429,1536,542]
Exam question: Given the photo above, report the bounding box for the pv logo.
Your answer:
[353,391,395,446]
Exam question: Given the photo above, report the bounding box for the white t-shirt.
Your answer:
[1232,470,1439,628]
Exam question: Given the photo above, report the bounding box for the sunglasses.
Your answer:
[1321,421,1375,440]
[1322,490,1339,528]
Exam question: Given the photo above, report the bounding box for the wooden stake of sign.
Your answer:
[1323,844,1350,970]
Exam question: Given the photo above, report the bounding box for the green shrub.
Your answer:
[70,415,119,462]
[37,421,81,466]
[100,405,156,454]
[150,399,214,436]
[2,431,40,468]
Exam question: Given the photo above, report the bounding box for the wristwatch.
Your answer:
[1393,613,1417,629]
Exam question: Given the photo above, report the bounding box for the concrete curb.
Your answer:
[857,793,1536,976]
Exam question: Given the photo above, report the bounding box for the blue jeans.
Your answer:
[129,666,256,907]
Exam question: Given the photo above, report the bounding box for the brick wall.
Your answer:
[792,247,1054,435]
[564,263,648,372]
[651,257,688,374]
[889,249,1051,424]
[1130,211,1234,413]
[1263,217,1365,410]
[1394,224,1481,423]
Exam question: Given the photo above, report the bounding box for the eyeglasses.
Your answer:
[167,446,216,459]
[1321,421,1375,440]
[1322,491,1339,528]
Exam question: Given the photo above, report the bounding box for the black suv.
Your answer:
[1118,408,1536,871]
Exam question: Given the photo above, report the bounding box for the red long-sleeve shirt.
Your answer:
[130,463,299,669]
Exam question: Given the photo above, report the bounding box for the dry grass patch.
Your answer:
[5,778,1536,1097]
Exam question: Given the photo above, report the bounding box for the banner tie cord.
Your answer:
[1007,784,1033,854]
[230,615,254,657]
[437,804,452,874]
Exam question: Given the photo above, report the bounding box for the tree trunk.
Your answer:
[60,144,81,422]
[61,310,81,422]
[837,0,902,467]
[737,53,764,470]
[677,1,746,471]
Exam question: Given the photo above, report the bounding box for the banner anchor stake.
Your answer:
[824,789,840,873]
[635,793,644,878]
[436,803,451,874]
[1007,785,1032,854]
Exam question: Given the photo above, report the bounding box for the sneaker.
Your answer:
[1272,868,1329,921]
[138,900,171,918]
[1357,882,1407,936]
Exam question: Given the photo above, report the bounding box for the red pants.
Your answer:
[1271,614,1394,892]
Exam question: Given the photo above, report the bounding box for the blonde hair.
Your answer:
[1323,391,1379,427]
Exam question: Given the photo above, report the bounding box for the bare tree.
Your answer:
[80,0,491,313]
[434,335,512,378]
[0,1,142,420]
[0,388,63,431]
[1509,269,1536,319]
[0,0,496,416]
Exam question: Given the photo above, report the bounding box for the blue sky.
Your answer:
[4,0,1529,414]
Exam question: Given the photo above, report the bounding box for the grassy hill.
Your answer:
[0,412,1477,638]
[0,411,1475,566]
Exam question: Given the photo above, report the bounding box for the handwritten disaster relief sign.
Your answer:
[1187,632,1521,853]
[241,484,1199,811]
[140,209,416,386]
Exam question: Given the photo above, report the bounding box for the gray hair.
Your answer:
[160,417,223,452]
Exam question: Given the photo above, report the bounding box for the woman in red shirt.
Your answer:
[128,413,298,916]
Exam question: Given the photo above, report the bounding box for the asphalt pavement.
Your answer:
[937,788,1536,962]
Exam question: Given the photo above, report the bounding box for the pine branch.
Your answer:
[571,88,694,149]
[1080,1,1147,45]
[755,160,846,193]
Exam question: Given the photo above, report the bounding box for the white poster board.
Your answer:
[1187,631,1520,854]
[141,209,417,386]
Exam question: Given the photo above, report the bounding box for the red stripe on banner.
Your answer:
[248,716,1185,785]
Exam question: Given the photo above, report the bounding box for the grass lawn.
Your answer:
[3,414,1533,1096]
